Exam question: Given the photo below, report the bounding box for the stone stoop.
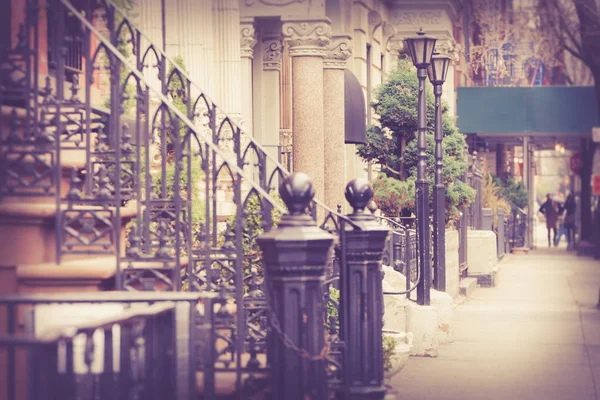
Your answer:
[468,266,499,288]
[459,277,479,298]
[383,265,456,357]
[512,247,529,255]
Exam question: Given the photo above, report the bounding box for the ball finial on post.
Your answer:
[279,172,315,215]
[345,178,374,215]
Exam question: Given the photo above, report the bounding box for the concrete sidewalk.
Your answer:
[390,247,600,400]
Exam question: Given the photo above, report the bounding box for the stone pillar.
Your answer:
[162,0,214,97]
[283,20,331,201]
[240,19,257,135]
[280,43,293,170]
[261,28,283,160]
[323,36,351,210]
[213,0,241,115]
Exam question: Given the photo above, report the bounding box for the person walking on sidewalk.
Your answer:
[561,194,577,250]
[539,193,559,247]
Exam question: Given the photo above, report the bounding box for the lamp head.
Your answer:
[427,51,452,84]
[404,28,437,69]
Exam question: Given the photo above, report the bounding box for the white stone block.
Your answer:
[32,304,127,373]
[467,230,498,275]
[406,303,439,357]
[444,229,460,298]
[431,289,453,344]
[382,280,408,332]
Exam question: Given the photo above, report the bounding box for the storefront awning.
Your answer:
[344,69,366,144]
[457,86,598,134]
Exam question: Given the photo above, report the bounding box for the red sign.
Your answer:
[593,175,600,196]
[570,153,582,175]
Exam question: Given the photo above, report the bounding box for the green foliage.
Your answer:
[383,335,398,372]
[224,191,285,295]
[164,56,190,151]
[482,173,511,228]
[102,0,137,116]
[153,157,205,225]
[326,286,340,329]
[492,174,528,209]
[227,192,285,249]
[372,175,415,217]
[361,57,475,222]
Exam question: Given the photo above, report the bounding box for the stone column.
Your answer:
[282,20,331,201]
[280,43,293,170]
[261,31,283,160]
[323,36,351,210]
[213,0,241,116]
[240,19,257,135]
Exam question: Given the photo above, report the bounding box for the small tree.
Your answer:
[357,57,475,222]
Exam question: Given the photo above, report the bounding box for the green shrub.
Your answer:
[358,57,475,223]
[492,174,528,209]
[383,335,398,372]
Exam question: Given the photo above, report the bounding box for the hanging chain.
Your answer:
[261,273,331,361]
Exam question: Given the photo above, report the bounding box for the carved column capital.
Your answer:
[436,38,459,62]
[263,38,283,70]
[388,39,405,55]
[240,21,258,59]
[282,20,331,57]
[324,36,352,69]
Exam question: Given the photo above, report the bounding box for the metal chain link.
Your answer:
[262,275,331,361]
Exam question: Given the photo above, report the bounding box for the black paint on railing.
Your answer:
[0,292,214,400]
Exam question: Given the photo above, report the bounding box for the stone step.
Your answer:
[511,246,529,254]
[458,277,478,298]
[0,200,137,266]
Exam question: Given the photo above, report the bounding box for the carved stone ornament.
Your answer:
[368,11,382,39]
[282,21,331,57]
[388,39,405,54]
[245,0,306,6]
[240,23,257,58]
[436,38,459,62]
[382,22,397,49]
[391,10,443,27]
[263,39,283,70]
[324,36,352,69]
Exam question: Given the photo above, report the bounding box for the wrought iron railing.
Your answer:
[0,292,214,400]
[0,0,426,397]
[376,215,419,299]
[467,151,484,230]
[0,0,374,397]
[506,205,527,250]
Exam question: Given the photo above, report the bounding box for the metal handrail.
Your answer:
[60,0,286,214]
[373,214,422,297]
[101,0,347,224]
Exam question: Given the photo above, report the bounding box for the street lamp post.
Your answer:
[427,52,451,292]
[404,30,436,306]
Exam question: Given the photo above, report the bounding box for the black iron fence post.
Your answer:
[415,67,432,306]
[337,178,390,399]
[432,82,446,292]
[257,173,334,400]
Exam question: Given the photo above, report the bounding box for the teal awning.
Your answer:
[457,86,598,134]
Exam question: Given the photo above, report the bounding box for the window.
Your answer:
[47,7,84,76]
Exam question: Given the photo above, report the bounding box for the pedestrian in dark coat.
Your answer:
[561,194,576,250]
[539,193,559,247]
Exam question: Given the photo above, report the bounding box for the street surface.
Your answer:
[391,226,600,400]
